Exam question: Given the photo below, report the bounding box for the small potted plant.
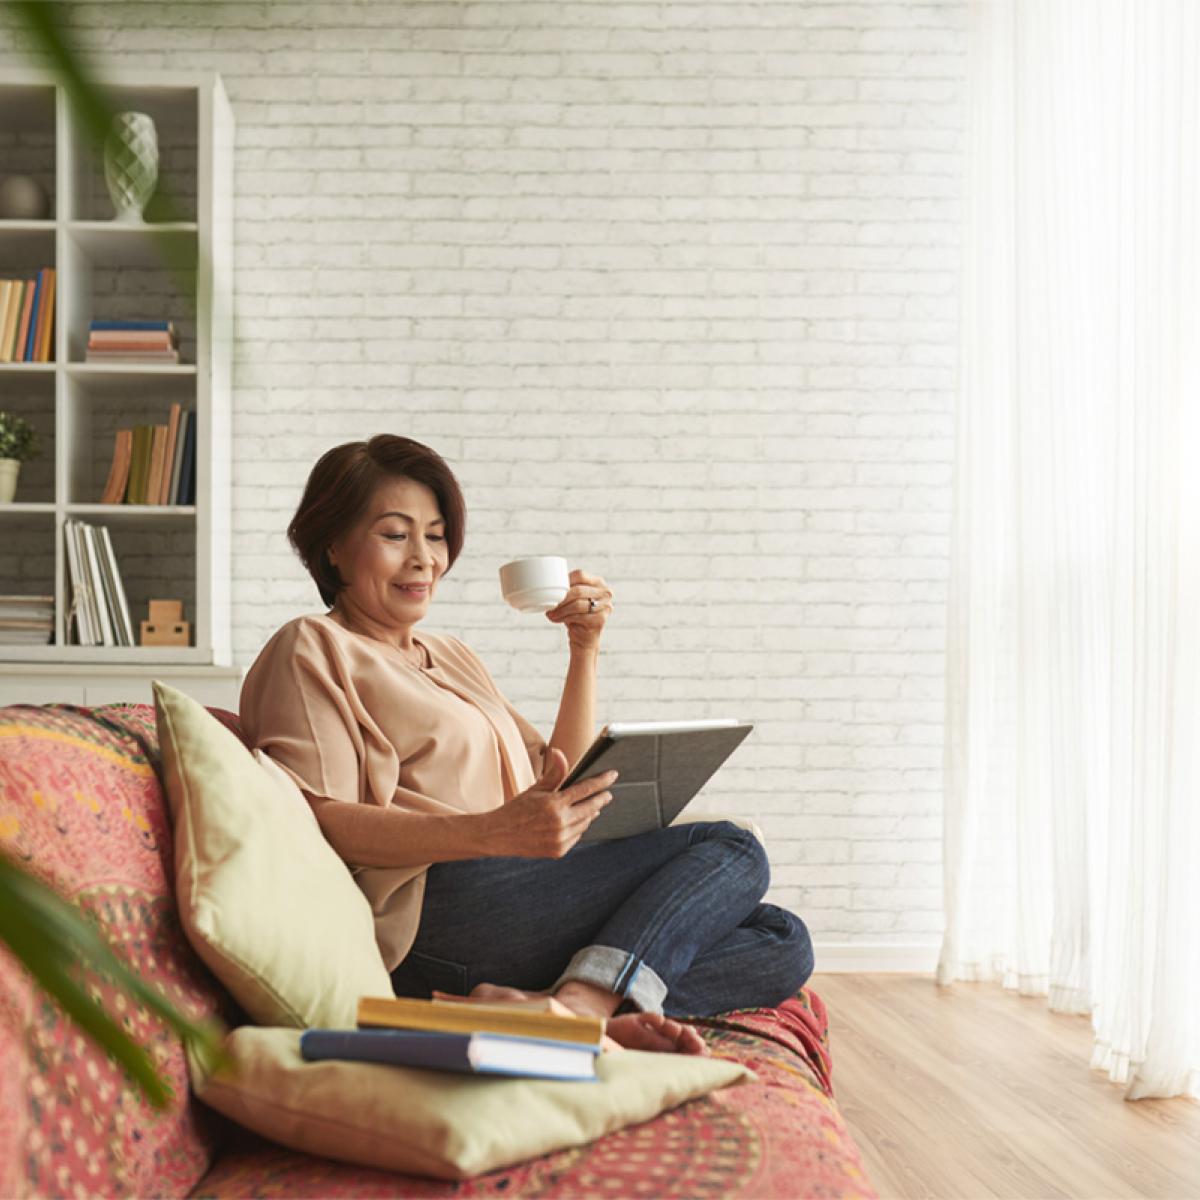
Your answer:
[0,411,40,503]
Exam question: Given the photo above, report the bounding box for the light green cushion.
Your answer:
[193,1025,754,1180]
[154,680,393,1028]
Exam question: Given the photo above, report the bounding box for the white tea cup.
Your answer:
[499,556,570,613]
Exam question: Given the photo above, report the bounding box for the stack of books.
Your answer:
[0,269,56,363]
[99,403,196,505]
[85,319,180,364]
[300,995,607,1081]
[0,594,54,645]
[63,519,135,647]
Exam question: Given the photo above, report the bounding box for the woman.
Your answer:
[240,435,814,1055]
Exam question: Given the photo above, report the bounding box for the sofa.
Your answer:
[0,700,877,1199]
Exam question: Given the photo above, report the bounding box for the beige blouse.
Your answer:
[238,613,547,969]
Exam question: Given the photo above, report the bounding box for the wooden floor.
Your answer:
[810,974,1200,1200]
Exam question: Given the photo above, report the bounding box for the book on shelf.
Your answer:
[98,525,134,645]
[81,523,115,647]
[0,269,54,363]
[176,410,197,505]
[145,424,169,505]
[168,409,190,504]
[299,1027,600,1082]
[15,282,35,362]
[128,426,151,504]
[91,319,175,332]
[31,268,54,362]
[100,407,193,504]
[25,270,43,361]
[99,429,133,504]
[86,318,180,364]
[0,594,54,646]
[158,404,182,504]
[356,995,607,1049]
[1,280,15,360]
[63,519,134,647]
[64,521,95,645]
[0,279,19,361]
[85,350,182,363]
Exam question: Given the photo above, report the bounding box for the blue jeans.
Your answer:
[389,820,815,1019]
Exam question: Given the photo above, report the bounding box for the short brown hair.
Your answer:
[287,435,467,607]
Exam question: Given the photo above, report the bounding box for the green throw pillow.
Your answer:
[154,680,394,1028]
[192,1026,754,1180]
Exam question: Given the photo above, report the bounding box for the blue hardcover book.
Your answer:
[299,1028,599,1081]
[89,319,173,331]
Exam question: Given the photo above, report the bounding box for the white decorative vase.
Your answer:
[0,459,19,503]
[104,111,159,224]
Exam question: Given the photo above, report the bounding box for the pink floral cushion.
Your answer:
[0,703,238,1199]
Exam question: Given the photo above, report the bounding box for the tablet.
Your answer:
[558,718,754,843]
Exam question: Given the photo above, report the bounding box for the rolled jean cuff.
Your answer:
[550,945,668,1016]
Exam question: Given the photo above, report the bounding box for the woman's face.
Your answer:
[327,477,450,629]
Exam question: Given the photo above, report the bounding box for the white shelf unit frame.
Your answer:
[0,70,232,669]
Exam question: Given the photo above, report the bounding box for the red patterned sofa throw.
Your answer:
[0,703,235,1199]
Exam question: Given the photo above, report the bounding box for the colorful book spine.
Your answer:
[15,281,35,363]
[0,280,18,361]
[23,271,43,361]
[33,268,55,362]
[100,429,134,505]
[159,404,182,505]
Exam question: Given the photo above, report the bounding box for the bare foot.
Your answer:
[432,984,709,1056]
[605,1012,709,1056]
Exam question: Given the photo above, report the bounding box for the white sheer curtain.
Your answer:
[940,0,1200,1100]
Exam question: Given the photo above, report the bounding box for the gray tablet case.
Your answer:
[560,723,754,844]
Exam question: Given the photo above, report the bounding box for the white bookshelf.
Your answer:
[0,71,234,705]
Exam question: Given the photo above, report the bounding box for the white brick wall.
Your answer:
[1,1,968,960]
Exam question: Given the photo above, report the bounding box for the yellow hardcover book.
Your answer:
[9,280,29,361]
[356,995,606,1048]
[0,280,16,362]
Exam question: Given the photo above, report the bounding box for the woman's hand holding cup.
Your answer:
[479,747,617,858]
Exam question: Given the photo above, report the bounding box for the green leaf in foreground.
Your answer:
[0,848,227,1108]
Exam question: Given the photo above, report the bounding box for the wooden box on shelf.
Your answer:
[139,598,189,647]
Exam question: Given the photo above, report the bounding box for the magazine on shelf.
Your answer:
[64,522,93,645]
[63,520,134,647]
[558,718,754,844]
[98,526,135,646]
[82,524,115,646]
[0,594,54,646]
